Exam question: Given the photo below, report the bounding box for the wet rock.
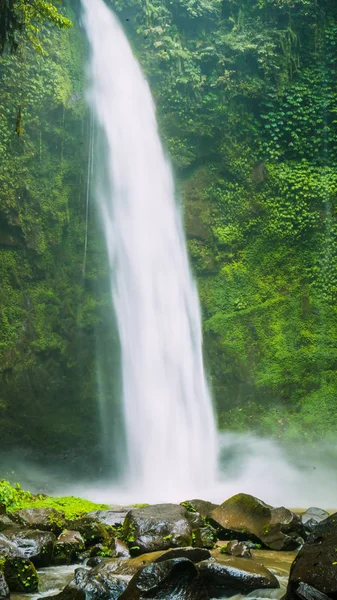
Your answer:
[54,530,85,565]
[301,508,329,535]
[286,513,337,600]
[89,543,115,558]
[193,526,217,549]
[198,556,279,597]
[13,508,66,535]
[0,572,9,600]
[181,500,218,518]
[221,540,251,558]
[66,517,109,546]
[186,511,204,529]
[86,507,132,528]
[119,557,209,600]
[3,556,38,593]
[4,529,55,568]
[211,494,304,550]
[50,565,128,600]
[123,504,192,553]
[0,514,19,533]
[154,547,211,563]
[296,582,330,600]
[0,532,24,558]
[115,538,131,558]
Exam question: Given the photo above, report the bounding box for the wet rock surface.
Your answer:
[154,546,211,563]
[50,565,128,600]
[197,556,279,597]
[0,572,9,600]
[13,508,66,535]
[123,504,193,553]
[119,557,209,600]
[54,530,85,565]
[222,540,252,558]
[211,494,304,550]
[3,529,56,568]
[286,513,337,600]
[3,556,38,593]
[300,508,330,535]
[86,508,132,528]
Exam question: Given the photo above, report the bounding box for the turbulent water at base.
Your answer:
[81,0,218,499]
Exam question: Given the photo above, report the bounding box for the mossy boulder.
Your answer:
[65,517,110,546]
[119,557,209,600]
[123,504,193,554]
[13,508,66,535]
[3,556,38,593]
[193,526,217,549]
[197,556,279,597]
[220,540,251,558]
[210,494,304,550]
[54,530,85,565]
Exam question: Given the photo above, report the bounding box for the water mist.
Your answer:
[81,0,218,500]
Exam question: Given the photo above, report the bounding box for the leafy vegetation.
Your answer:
[0,0,72,54]
[0,0,337,461]
[0,479,108,516]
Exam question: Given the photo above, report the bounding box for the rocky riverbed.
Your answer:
[0,493,334,600]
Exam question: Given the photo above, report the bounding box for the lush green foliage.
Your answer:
[0,0,72,54]
[0,479,108,516]
[113,0,337,439]
[1,0,337,456]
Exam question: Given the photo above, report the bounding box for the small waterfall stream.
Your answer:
[82,0,218,499]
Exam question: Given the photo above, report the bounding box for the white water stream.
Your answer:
[82,0,218,499]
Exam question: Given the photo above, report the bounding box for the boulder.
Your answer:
[3,529,55,567]
[13,508,66,534]
[193,526,217,549]
[301,508,330,535]
[181,500,218,518]
[119,557,209,600]
[198,556,279,597]
[115,538,131,558]
[154,547,211,563]
[0,572,9,600]
[54,530,85,565]
[66,517,109,546]
[211,494,304,550]
[0,515,19,534]
[50,565,128,600]
[286,513,337,600]
[86,507,132,528]
[3,556,38,593]
[123,504,192,553]
[221,540,251,558]
[89,543,115,558]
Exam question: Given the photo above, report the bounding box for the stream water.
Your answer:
[81,0,218,500]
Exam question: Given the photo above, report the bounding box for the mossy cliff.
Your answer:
[0,0,337,459]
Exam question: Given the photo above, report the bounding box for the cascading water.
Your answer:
[82,0,218,500]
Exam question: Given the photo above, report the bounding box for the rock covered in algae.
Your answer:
[54,530,85,565]
[210,493,304,550]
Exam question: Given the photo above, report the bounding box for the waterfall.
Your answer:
[82,0,218,500]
